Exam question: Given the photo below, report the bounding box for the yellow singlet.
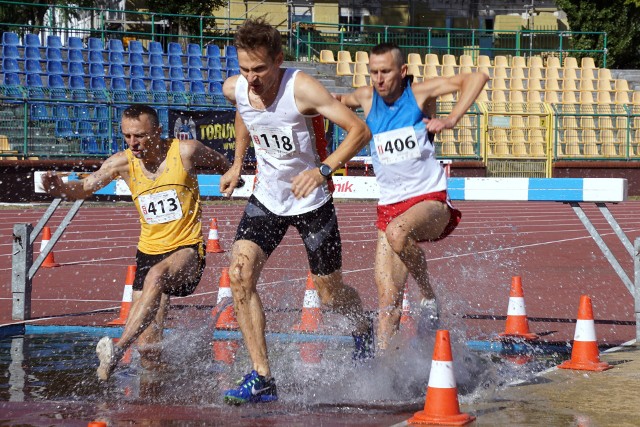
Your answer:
[125,139,202,255]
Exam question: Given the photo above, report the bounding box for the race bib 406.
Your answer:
[373,126,421,165]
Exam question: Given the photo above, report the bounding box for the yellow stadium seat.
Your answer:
[407,64,423,80]
[546,67,560,80]
[563,116,579,128]
[336,61,353,76]
[597,79,612,92]
[562,91,577,103]
[510,78,525,91]
[492,78,507,91]
[528,78,543,91]
[528,90,543,102]
[597,91,613,105]
[352,74,368,88]
[494,56,508,68]
[579,79,594,91]
[581,57,596,69]
[459,55,474,67]
[442,65,456,77]
[408,53,423,65]
[459,66,473,74]
[546,56,561,68]
[633,91,640,104]
[477,66,490,77]
[529,67,543,79]
[581,117,596,129]
[530,141,546,157]
[477,55,492,68]
[511,56,526,68]
[529,115,542,128]
[354,62,369,76]
[580,91,595,105]
[564,57,578,68]
[563,68,578,80]
[563,79,578,91]
[492,90,507,103]
[580,68,596,80]
[493,66,508,79]
[598,117,614,129]
[511,67,525,79]
[545,78,560,91]
[563,129,581,156]
[494,141,510,156]
[615,79,630,92]
[337,50,354,63]
[441,141,458,156]
[459,141,476,156]
[355,51,369,63]
[320,50,336,63]
[442,54,457,67]
[476,89,489,102]
[425,53,440,66]
[512,142,528,157]
[615,91,631,104]
[528,56,544,69]
[424,65,439,78]
[511,115,527,128]
[545,91,560,103]
[510,90,525,103]
[598,68,612,80]
[583,130,599,156]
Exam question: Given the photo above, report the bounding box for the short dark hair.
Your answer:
[234,17,282,58]
[122,105,160,128]
[371,42,404,68]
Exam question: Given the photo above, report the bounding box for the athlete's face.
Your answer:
[369,51,407,102]
[237,46,283,97]
[121,114,161,159]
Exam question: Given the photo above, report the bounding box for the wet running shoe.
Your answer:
[96,336,122,381]
[352,318,375,360]
[418,298,440,333]
[223,370,278,405]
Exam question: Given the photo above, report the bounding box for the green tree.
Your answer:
[0,0,95,35]
[147,0,227,37]
[555,0,640,68]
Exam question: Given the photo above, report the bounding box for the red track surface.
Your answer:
[2,200,638,345]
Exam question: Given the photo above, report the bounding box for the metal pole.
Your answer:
[634,238,640,342]
[12,223,33,320]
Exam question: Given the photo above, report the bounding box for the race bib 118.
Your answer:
[250,125,297,159]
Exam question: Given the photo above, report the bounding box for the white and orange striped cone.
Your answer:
[298,341,325,364]
[40,225,60,268]
[558,295,612,372]
[409,330,475,426]
[108,265,136,325]
[206,218,224,253]
[212,339,239,365]
[498,276,538,341]
[212,268,239,329]
[293,272,322,332]
[399,284,417,335]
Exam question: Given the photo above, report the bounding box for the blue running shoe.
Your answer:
[352,318,375,360]
[223,370,278,405]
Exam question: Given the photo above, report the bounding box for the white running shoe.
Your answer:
[418,298,440,333]
[96,337,119,381]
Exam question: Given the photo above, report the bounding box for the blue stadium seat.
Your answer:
[68,37,83,50]
[3,73,23,97]
[187,67,203,81]
[24,33,41,47]
[227,68,240,77]
[95,105,109,120]
[191,80,207,105]
[25,46,42,60]
[169,67,184,80]
[31,103,49,120]
[68,48,83,62]
[109,51,124,64]
[89,50,104,63]
[53,105,70,119]
[208,81,223,95]
[128,52,144,66]
[108,39,124,52]
[225,45,237,58]
[2,58,20,74]
[2,32,19,45]
[46,35,62,49]
[226,57,239,70]
[3,44,19,59]
[187,44,202,56]
[69,75,88,101]
[46,60,64,75]
[206,45,221,59]
[97,119,110,139]
[149,66,164,81]
[88,37,104,51]
[55,119,75,138]
[188,55,203,69]
[130,78,148,102]
[170,80,188,104]
[47,74,66,100]
[207,56,222,70]
[74,104,91,120]
[157,107,169,137]
[168,42,183,56]
[148,41,163,55]
[25,59,43,74]
[26,73,45,98]
[129,65,145,79]
[149,53,164,67]
[108,63,125,78]
[90,76,108,101]
[110,77,128,102]
[168,54,182,67]
[68,61,85,76]
[89,63,105,77]
[128,40,143,53]
[207,67,223,83]
[46,47,62,61]
[151,79,168,103]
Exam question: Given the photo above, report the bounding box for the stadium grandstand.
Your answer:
[1,0,639,201]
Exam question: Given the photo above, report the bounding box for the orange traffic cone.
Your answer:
[87,422,107,427]
[498,276,538,341]
[299,341,325,364]
[206,218,224,253]
[40,226,60,268]
[558,295,612,372]
[213,340,239,365]
[400,284,416,335]
[108,265,136,326]
[293,272,322,332]
[409,330,475,426]
[212,268,239,329]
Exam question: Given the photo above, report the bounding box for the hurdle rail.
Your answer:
[17,177,638,341]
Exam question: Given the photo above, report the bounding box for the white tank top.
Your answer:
[236,68,331,215]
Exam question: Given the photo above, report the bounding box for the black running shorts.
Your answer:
[234,195,342,276]
[133,242,206,297]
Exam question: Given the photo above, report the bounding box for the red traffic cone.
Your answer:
[206,218,224,253]
[40,226,60,268]
[498,276,538,341]
[108,265,136,325]
[213,339,239,365]
[299,341,325,364]
[409,330,475,426]
[88,422,107,427]
[213,268,239,329]
[293,272,322,332]
[558,295,612,372]
[400,284,416,335]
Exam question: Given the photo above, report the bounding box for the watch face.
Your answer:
[320,164,331,177]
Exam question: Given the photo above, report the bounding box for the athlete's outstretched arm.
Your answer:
[220,76,251,195]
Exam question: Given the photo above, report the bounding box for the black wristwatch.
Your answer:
[319,163,332,178]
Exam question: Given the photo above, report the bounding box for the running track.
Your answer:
[1,200,638,345]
